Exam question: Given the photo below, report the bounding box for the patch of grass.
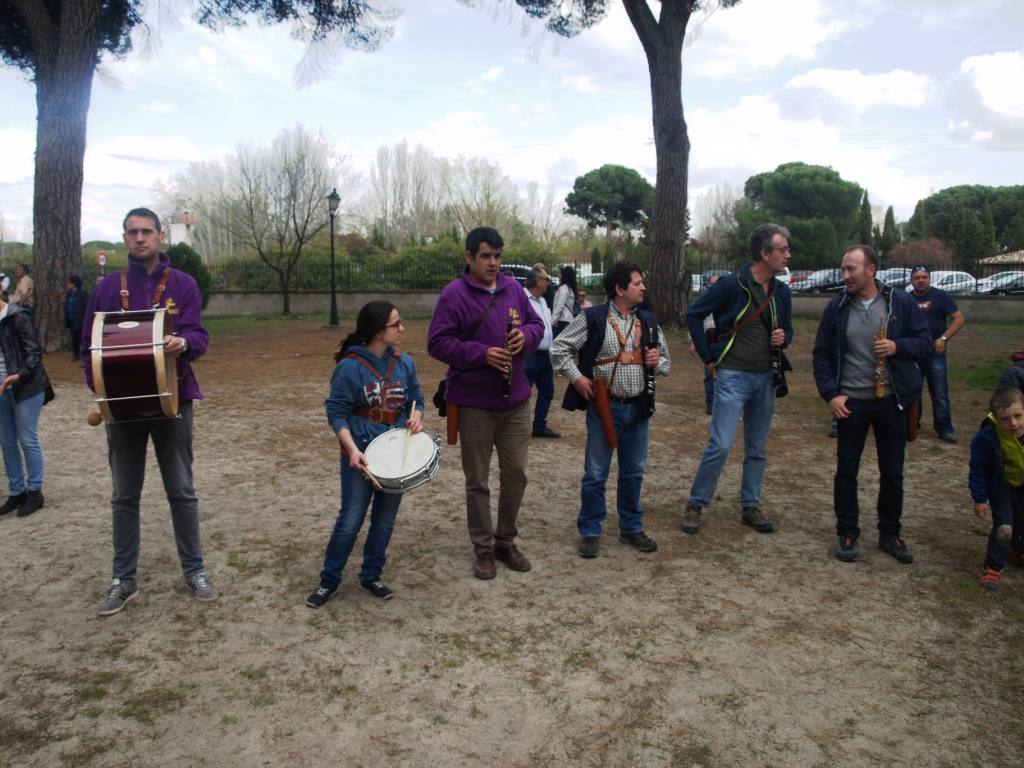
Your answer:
[75,684,108,702]
[239,667,267,682]
[227,551,263,576]
[81,707,102,719]
[672,743,715,768]
[563,644,594,672]
[951,357,1009,391]
[60,740,112,767]
[118,703,155,725]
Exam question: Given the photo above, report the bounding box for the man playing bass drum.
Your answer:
[83,207,215,615]
[550,261,671,560]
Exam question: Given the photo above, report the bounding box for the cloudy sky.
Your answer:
[1,0,1022,242]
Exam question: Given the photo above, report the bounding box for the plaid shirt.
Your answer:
[550,302,671,398]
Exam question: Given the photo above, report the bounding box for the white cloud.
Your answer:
[946,50,1024,149]
[143,99,178,114]
[467,65,505,94]
[685,0,847,80]
[785,68,931,114]
[960,51,1024,118]
[197,46,219,65]
[560,74,599,94]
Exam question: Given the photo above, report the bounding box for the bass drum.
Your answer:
[90,308,179,423]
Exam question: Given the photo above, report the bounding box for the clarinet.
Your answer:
[771,313,783,384]
[644,324,657,417]
[502,317,513,399]
[874,316,887,398]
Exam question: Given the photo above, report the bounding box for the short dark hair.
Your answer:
[68,274,82,288]
[16,263,29,274]
[123,207,162,232]
[990,383,1024,415]
[603,260,642,301]
[525,268,548,289]
[844,244,879,270]
[749,223,790,261]
[465,227,504,256]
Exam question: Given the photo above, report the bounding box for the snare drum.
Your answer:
[90,308,179,423]
[363,430,440,495]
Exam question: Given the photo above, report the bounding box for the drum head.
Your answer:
[364,430,437,482]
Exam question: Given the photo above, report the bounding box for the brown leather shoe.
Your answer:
[473,551,497,580]
[495,544,532,572]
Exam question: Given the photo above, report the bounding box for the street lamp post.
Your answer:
[327,187,341,326]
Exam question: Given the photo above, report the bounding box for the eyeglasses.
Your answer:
[384,319,405,330]
[769,246,792,254]
[125,228,157,237]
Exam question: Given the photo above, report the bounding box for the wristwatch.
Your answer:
[940,335,948,341]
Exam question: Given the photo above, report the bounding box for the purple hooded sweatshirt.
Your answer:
[427,268,543,411]
[81,253,209,403]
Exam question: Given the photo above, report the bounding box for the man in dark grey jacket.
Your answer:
[812,245,931,564]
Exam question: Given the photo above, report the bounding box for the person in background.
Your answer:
[909,265,966,443]
[306,300,424,608]
[524,268,560,439]
[552,266,580,336]
[969,384,1024,590]
[578,289,593,310]
[689,274,720,415]
[11,264,34,314]
[64,275,89,361]
[0,288,53,518]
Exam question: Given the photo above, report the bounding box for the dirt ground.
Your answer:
[1,312,1021,768]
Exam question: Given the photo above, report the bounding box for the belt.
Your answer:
[609,394,643,404]
[353,406,402,425]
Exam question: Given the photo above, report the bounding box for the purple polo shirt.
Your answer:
[81,253,209,403]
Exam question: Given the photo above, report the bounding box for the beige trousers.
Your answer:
[458,402,531,553]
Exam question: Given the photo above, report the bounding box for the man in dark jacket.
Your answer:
[64,275,88,361]
[682,223,793,536]
[812,245,932,564]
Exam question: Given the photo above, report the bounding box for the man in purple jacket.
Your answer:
[427,227,544,579]
[83,208,215,615]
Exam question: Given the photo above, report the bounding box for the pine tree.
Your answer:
[880,206,901,257]
[906,201,927,241]
[858,192,873,245]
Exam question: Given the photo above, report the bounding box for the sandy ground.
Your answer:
[1,314,1021,768]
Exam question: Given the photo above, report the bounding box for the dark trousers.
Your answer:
[834,396,907,539]
[107,402,204,582]
[985,486,1024,569]
[525,350,554,431]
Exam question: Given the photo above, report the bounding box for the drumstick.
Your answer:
[402,426,412,469]
[361,466,384,492]
[87,413,104,427]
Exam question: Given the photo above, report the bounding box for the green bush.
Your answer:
[167,243,212,308]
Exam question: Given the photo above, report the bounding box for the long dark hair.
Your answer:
[334,300,397,362]
[559,265,578,294]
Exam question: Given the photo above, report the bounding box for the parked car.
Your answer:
[977,271,1024,294]
[788,269,813,286]
[877,267,912,290]
[906,270,976,295]
[792,268,844,292]
[775,266,792,285]
[981,273,1024,296]
[500,264,559,288]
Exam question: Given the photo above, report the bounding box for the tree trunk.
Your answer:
[623,0,693,326]
[22,0,100,349]
[277,268,291,316]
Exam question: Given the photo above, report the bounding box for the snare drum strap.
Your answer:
[120,268,173,311]
[345,350,401,383]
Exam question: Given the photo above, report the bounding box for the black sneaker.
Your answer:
[879,536,913,564]
[619,531,658,553]
[835,534,859,562]
[578,536,600,559]
[0,492,27,515]
[531,426,561,438]
[681,502,702,534]
[939,432,957,444]
[16,490,44,518]
[305,581,338,609]
[360,580,394,600]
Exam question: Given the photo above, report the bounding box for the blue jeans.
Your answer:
[578,400,649,537]
[525,350,554,431]
[921,353,953,435]
[689,369,775,509]
[319,458,403,585]
[0,388,45,494]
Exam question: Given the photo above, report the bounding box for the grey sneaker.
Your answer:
[186,571,218,601]
[681,502,702,534]
[97,579,138,616]
[996,524,1013,543]
[741,506,774,533]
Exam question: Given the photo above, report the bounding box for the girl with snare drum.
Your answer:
[306,301,424,608]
